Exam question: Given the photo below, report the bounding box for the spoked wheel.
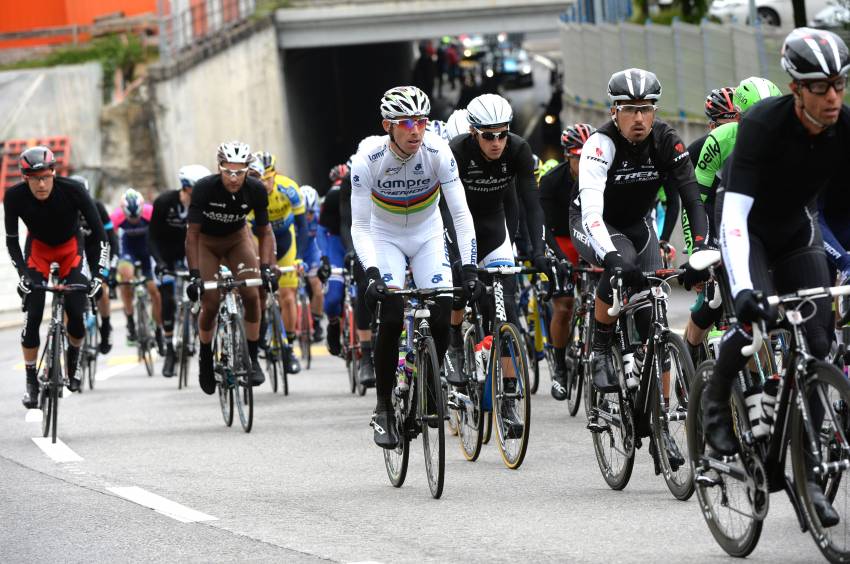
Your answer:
[588,349,635,490]
[687,360,762,558]
[266,304,285,394]
[40,382,54,439]
[299,299,312,370]
[215,327,234,427]
[343,308,357,394]
[651,334,696,501]
[232,321,254,433]
[791,361,850,562]
[566,352,583,417]
[142,343,154,377]
[418,335,445,498]
[383,369,410,487]
[457,327,484,461]
[444,376,457,437]
[218,379,234,427]
[524,330,539,395]
[492,322,531,470]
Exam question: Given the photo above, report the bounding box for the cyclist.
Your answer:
[111,188,163,351]
[445,94,551,398]
[70,174,118,354]
[249,151,305,375]
[445,108,469,140]
[351,85,479,449]
[186,141,276,394]
[299,184,327,343]
[539,124,596,400]
[704,28,850,526]
[683,77,781,367]
[568,68,709,417]
[150,164,211,377]
[5,147,108,405]
[689,86,738,161]
[319,164,349,356]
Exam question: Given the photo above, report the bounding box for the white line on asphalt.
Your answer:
[25,409,42,423]
[98,363,138,381]
[106,486,218,523]
[32,437,84,463]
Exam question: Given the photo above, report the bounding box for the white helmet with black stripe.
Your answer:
[781,27,850,80]
[607,68,662,102]
[380,86,431,119]
[445,109,470,139]
[466,94,513,127]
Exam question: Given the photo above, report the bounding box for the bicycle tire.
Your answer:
[419,333,445,498]
[267,301,286,395]
[589,348,635,490]
[492,322,531,470]
[687,360,762,558]
[232,317,254,433]
[524,331,539,395]
[177,304,191,390]
[137,299,154,377]
[40,376,52,439]
[791,361,850,562]
[216,324,234,427]
[383,366,410,488]
[50,327,62,444]
[457,326,483,461]
[298,296,312,370]
[650,332,695,501]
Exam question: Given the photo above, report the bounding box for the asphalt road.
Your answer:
[0,290,827,563]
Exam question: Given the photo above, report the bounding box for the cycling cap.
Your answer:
[734,77,781,114]
[217,141,253,165]
[121,188,144,219]
[380,86,431,119]
[704,87,737,121]
[178,164,211,189]
[561,123,597,156]
[445,109,470,139]
[467,94,513,127]
[607,68,662,102]
[781,27,850,80]
[69,174,90,192]
[20,146,56,175]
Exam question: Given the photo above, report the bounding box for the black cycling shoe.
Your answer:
[808,478,841,527]
[551,368,568,401]
[701,390,739,455]
[312,319,324,344]
[99,325,113,355]
[67,375,81,393]
[162,347,176,378]
[661,429,685,472]
[591,352,619,393]
[199,347,215,395]
[283,345,301,375]
[372,408,399,449]
[326,320,341,356]
[126,323,137,346]
[359,349,376,386]
[22,375,39,409]
[250,359,265,386]
[444,344,466,387]
[155,327,166,356]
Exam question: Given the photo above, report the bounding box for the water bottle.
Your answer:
[744,389,765,437]
[474,335,493,383]
[625,348,642,390]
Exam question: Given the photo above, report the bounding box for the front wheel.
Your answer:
[383,367,410,488]
[457,326,484,462]
[419,334,445,498]
[492,322,531,470]
[298,296,312,370]
[232,319,254,433]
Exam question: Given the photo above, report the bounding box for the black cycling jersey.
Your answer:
[572,119,708,253]
[539,161,573,260]
[150,189,189,262]
[4,176,109,276]
[319,185,342,237]
[80,199,118,259]
[449,132,545,258]
[187,175,269,236]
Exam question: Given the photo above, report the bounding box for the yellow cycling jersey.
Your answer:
[248,174,305,236]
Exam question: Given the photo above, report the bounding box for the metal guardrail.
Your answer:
[0,14,159,44]
[157,0,257,64]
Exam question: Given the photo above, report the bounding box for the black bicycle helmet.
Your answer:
[607,68,662,102]
[704,86,737,121]
[19,146,56,175]
[781,27,850,80]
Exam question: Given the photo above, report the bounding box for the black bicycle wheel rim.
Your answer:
[178,307,191,389]
[589,348,635,489]
[232,320,253,433]
[458,327,483,461]
[418,334,445,499]
[41,383,52,438]
[491,322,531,469]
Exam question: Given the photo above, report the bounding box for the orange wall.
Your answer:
[0,0,160,49]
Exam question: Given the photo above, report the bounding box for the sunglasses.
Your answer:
[219,165,249,178]
[388,117,429,130]
[801,76,847,95]
[474,128,509,141]
[616,104,658,115]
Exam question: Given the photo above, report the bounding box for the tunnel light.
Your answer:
[544,114,556,125]
[521,64,532,74]
[464,49,472,58]
[485,69,494,78]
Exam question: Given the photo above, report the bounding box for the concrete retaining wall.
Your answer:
[151,24,297,186]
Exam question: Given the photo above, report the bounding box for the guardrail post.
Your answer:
[672,17,687,119]
[157,0,170,65]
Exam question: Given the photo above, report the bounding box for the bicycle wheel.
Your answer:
[457,326,484,461]
[177,305,191,390]
[40,378,52,439]
[383,366,410,488]
[588,348,635,490]
[215,326,234,427]
[687,361,762,558]
[418,334,445,498]
[232,319,254,433]
[88,314,98,390]
[524,330,540,396]
[50,330,62,444]
[791,361,850,562]
[568,308,592,418]
[650,333,695,501]
[266,302,285,395]
[492,322,531,470]
[298,296,312,370]
[137,303,154,377]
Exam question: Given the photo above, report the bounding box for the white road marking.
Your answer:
[106,486,217,523]
[98,363,138,381]
[32,437,84,463]
[25,409,42,423]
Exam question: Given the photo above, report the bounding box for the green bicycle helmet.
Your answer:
[733,76,781,114]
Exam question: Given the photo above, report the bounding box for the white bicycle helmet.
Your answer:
[357,135,386,154]
[121,188,145,219]
[426,119,449,141]
[177,164,211,189]
[466,94,513,128]
[301,185,319,211]
[248,159,265,178]
[69,174,90,192]
[217,140,253,164]
[380,86,431,119]
[446,109,470,139]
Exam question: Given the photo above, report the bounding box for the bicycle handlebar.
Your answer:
[31,283,90,294]
[202,278,263,291]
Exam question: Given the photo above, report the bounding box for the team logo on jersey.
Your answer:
[385,166,402,175]
[469,159,477,168]
[622,160,629,168]
[501,163,507,174]
[413,163,424,175]
[210,202,225,208]
[596,147,603,157]
[674,143,685,153]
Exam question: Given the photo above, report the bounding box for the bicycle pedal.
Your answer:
[586,421,609,433]
[695,474,720,488]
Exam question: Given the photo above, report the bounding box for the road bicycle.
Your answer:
[79,296,99,391]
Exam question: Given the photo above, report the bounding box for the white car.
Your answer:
[709,0,830,28]
[809,4,850,28]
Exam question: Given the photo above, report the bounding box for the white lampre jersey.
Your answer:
[350,131,477,271]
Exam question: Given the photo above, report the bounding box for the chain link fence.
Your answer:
[158,0,257,64]
[560,20,788,119]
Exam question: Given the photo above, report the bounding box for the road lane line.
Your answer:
[98,363,138,381]
[25,409,42,423]
[32,437,84,462]
[106,486,218,523]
